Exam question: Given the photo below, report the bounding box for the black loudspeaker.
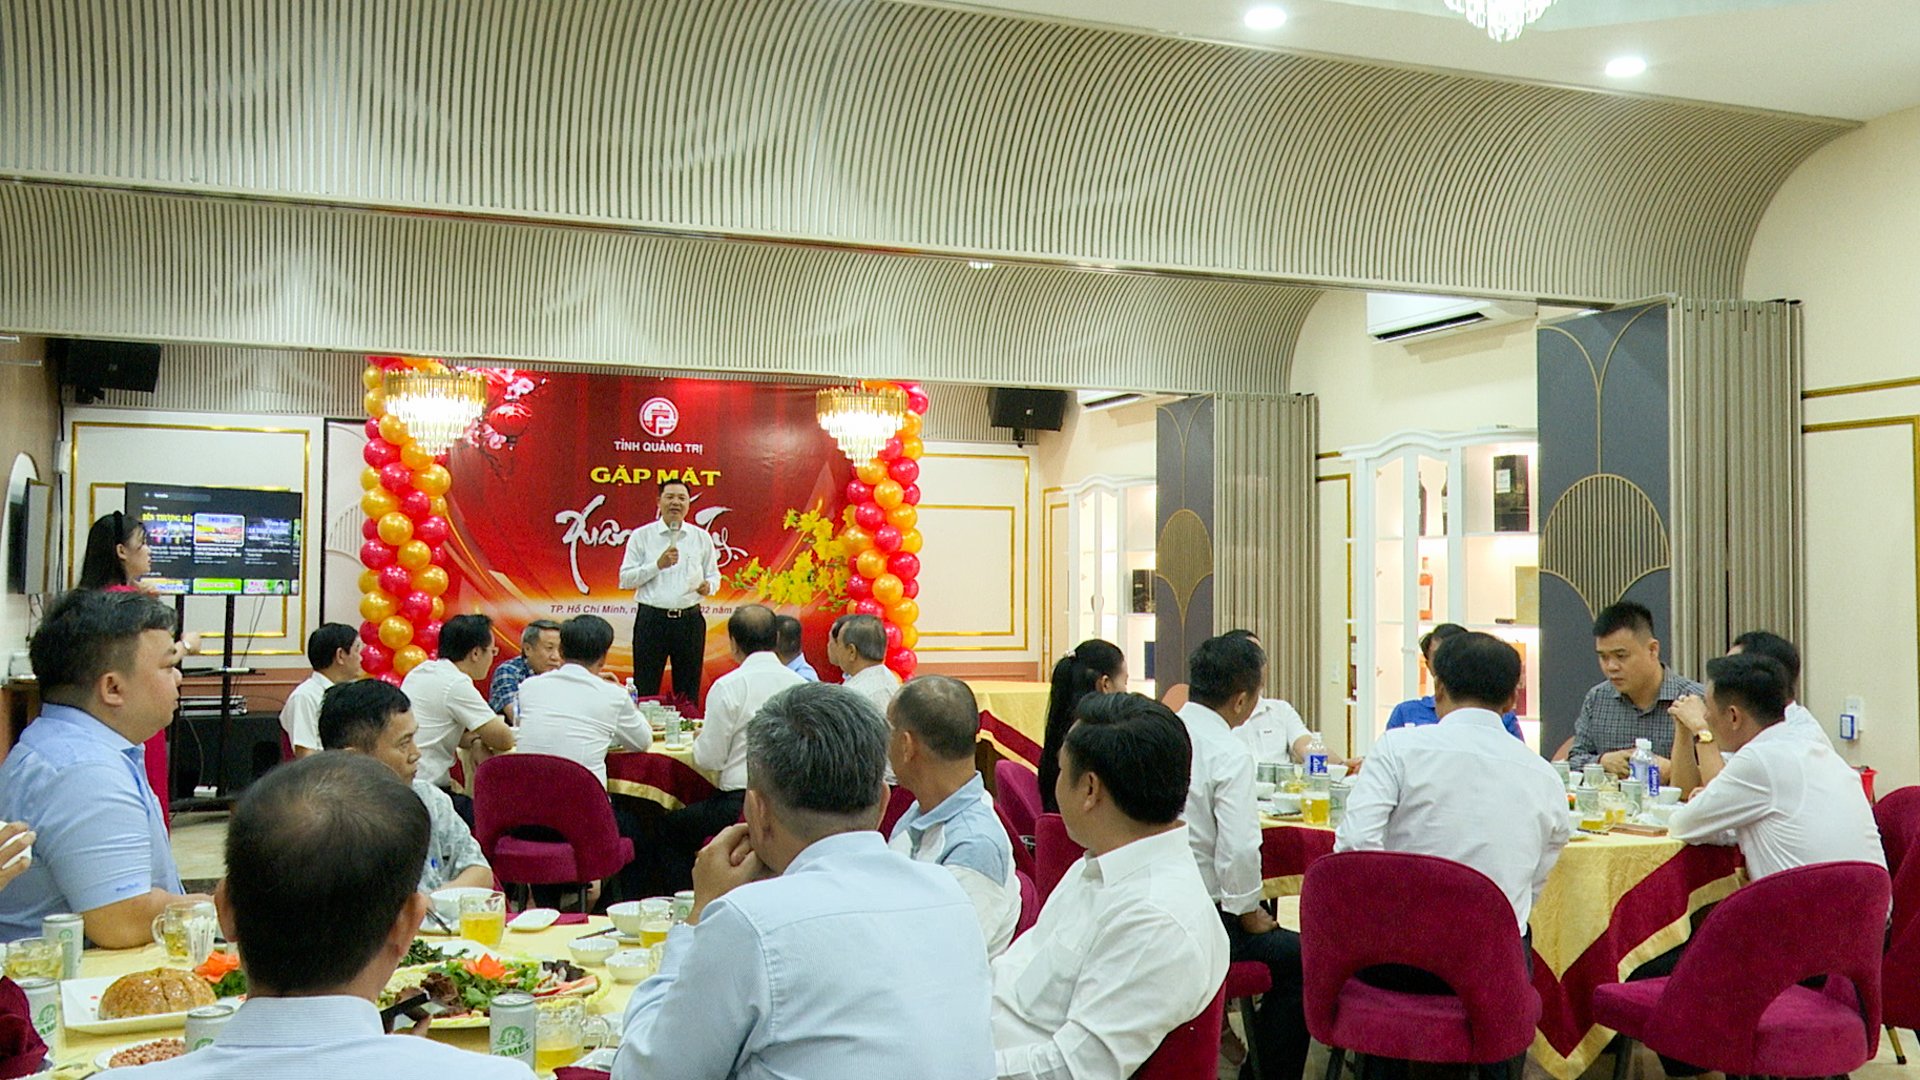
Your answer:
[987,388,1070,433]
[52,338,162,398]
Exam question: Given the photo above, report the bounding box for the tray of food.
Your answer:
[62,966,237,1036]
[377,952,604,1029]
[96,1037,187,1069]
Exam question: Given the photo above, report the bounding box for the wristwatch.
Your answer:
[1694,729,1716,744]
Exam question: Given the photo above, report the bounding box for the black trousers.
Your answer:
[657,789,748,892]
[1223,911,1308,1080]
[632,604,706,704]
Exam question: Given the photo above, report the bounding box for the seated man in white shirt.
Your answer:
[1668,630,1833,794]
[992,691,1229,1080]
[317,678,492,896]
[661,605,805,888]
[400,613,515,824]
[1174,634,1299,1080]
[120,753,532,1080]
[885,675,1021,956]
[516,614,654,784]
[615,682,995,1080]
[831,613,902,715]
[1221,629,1356,768]
[278,623,362,758]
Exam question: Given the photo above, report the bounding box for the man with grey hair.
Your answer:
[489,618,563,721]
[887,676,1021,956]
[615,682,995,1080]
[830,613,901,717]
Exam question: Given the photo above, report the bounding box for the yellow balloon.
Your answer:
[359,591,397,622]
[900,528,923,555]
[360,466,382,491]
[364,388,386,417]
[400,442,435,471]
[361,487,399,519]
[856,548,890,580]
[885,504,917,531]
[901,625,919,649]
[430,596,446,621]
[379,615,415,650]
[873,480,904,510]
[429,496,450,519]
[357,569,378,594]
[412,463,452,497]
[377,511,414,546]
[396,540,433,571]
[886,598,920,626]
[413,565,450,597]
[900,435,924,459]
[405,355,438,370]
[900,413,922,437]
[377,414,409,445]
[871,573,904,607]
[856,460,888,486]
[362,365,385,391]
[393,644,428,675]
[841,525,873,553]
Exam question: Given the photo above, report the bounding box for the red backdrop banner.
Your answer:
[441,370,852,698]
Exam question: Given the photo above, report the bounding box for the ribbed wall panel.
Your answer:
[0,0,1852,302]
[0,183,1316,395]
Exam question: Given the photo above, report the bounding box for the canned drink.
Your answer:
[184,1003,236,1051]
[41,913,82,980]
[18,977,57,1043]
[490,991,536,1067]
[671,890,695,924]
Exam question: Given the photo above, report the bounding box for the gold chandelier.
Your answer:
[815,385,908,464]
[383,368,488,454]
[1444,0,1554,42]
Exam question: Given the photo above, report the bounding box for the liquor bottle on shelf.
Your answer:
[1417,480,1429,537]
[1440,479,1449,534]
[1417,557,1434,621]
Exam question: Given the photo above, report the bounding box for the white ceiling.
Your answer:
[911,0,1920,121]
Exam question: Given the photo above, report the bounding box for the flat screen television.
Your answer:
[126,483,304,596]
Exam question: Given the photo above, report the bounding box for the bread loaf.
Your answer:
[97,967,218,1019]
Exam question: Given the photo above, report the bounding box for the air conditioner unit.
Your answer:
[1366,293,1538,344]
[1074,389,1177,413]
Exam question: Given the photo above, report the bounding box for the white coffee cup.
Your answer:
[1326,763,1349,782]
[1656,786,1682,806]
[1253,781,1277,799]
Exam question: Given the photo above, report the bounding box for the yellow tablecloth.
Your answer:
[46,918,635,1076]
[962,680,1050,747]
[605,743,721,811]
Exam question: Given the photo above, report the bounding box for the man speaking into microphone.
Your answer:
[620,478,721,706]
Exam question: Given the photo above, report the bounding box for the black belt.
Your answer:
[643,603,701,619]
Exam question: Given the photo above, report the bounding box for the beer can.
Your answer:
[184,1003,236,1051]
[489,991,536,1067]
[18,977,57,1043]
[41,913,82,980]
[671,890,695,924]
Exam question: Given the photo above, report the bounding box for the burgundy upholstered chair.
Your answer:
[995,760,1043,846]
[473,754,635,912]
[1013,869,1039,940]
[1033,813,1081,902]
[1593,860,1890,1080]
[1301,851,1539,1079]
[878,784,918,836]
[995,798,1036,879]
[1884,850,1920,1066]
[1875,785,1920,878]
[1130,984,1227,1080]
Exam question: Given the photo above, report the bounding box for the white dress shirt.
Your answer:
[1784,702,1834,749]
[694,652,806,790]
[991,824,1229,1080]
[1174,702,1264,915]
[1333,707,1571,930]
[843,663,903,717]
[401,659,499,789]
[278,671,332,753]
[104,994,533,1079]
[1236,697,1310,763]
[514,664,654,783]
[615,831,996,1080]
[618,519,722,611]
[1668,721,1884,881]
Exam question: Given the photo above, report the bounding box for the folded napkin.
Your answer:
[0,978,47,1080]
[555,913,591,926]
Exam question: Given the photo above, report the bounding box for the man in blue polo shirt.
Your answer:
[885,675,1020,957]
[0,590,209,945]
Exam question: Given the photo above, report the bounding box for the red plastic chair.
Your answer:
[473,754,635,912]
[1301,851,1539,1077]
[1033,813,1082,902]
[878,784,917,836]
[1013,869,1039,940]
[1593,860,1890,1079]
[1883,850,1920,1065]
[995,760,1042,844]
[1130,984,1226,1080]
[1875,786,1920,878]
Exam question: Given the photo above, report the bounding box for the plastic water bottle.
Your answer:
[1629,737,1660,792]
[1305,730,1329,779]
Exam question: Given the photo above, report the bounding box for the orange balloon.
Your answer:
[377,511,414,546]
[364,388,386,417]
[405,355,438,370]
[357,569,378,594]
[841,525,873,552]
[855,548,890,580]
[429,496,450,519]
[873,480,904,510]
[429,596,446,621]
[886,598,920,626]
[361,487,399,519]
[900,413,922,437]
[413,565,450,597]
[856,460,888,486]
[900,435,924,459]
[359,591,397,622]
[378,413,410,445]
[393,644,428,675]
[901,625,919,649]
[885,504,917,530]
[399,442,435,471]
[412,463,452,497]
[396,540,433,571]
[871,573,904,607]
[361,366,385,391]
[378,615,415,650]
[359,466,381,491]
[900,528,923,555]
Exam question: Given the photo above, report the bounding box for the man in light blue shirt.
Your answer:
[615,682,995,1080]
[109,754,532,1080]
[886,675,1021,956]
[0,590,205,946]
[773,615,819,682]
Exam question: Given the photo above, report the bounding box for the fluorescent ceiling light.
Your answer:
[1244,5,1289,30]
[1605,56,1648,77]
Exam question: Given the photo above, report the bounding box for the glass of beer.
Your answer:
[534,997,612,1073]
[2,936,60,980]
[1301,775,1331,826]
[151,900,218,965]
[460,891,507,947]
[637,898,673,948]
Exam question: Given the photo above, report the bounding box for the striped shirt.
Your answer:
[1566,670,1703,768]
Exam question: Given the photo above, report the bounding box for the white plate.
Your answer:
[60,975,241,1036]
[508,907,559,932]
[94,1037,187,1070]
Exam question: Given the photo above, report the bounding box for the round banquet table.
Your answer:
[45,917,636,1077]
[1259,819,1743,1080]
[961,680,1049,770]
[605,744,718,811]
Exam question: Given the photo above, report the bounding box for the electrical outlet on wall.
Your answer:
[1838,696,1865,741]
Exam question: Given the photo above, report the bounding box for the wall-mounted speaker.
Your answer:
[51,338,162,400]
[987,387,1069,433]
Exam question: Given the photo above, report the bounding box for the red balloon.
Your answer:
[380,462,414,494]
[888,552,921,579]
[878,437,903,461]
[362,517,381,541]
[360,642,393,674]
[363,439,399,468]
[378,671,404,687]
[903,578,920,599]
[854,599,885,618]
[846,479,874,505]
[414,619,442,654]
[364,417,382,440]
[400,489,433,521]
[872,525,902,553]
[378,564,413,596]
[488,402,532,438]
[845,574,872,600]
[888,457,920,485]
[906,387,930,415]
[902,484,922,506]
[854,503,886,531]
[884,622,903,651]
[400,589,434,622]
[359,620,382,647]
[416,515,451,545]
[886,648,919,678]
[360,539,397,569]
[430,544,453,569]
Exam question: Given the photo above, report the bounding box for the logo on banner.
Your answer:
[639,397,679,437]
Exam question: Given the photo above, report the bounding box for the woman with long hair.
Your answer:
[1037,639,1127,813]
[78,510,151,589]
